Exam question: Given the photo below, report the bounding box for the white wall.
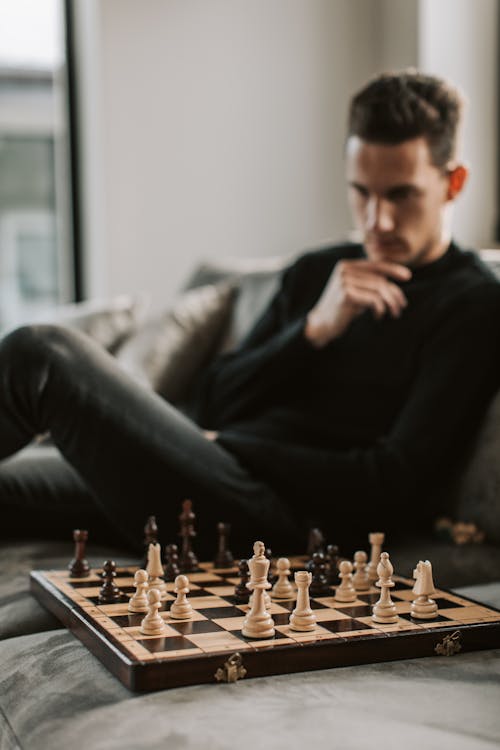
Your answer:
[74,0,499,306]
[419,0,499,248]
[76,0,380,306]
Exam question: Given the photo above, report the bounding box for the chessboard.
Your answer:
[30,557,500,692]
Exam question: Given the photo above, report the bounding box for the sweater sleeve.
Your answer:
[216,282,500,515]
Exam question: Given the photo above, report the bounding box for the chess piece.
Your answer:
[325,544,340,585]
[352,550,370,591]
[164,543,180,582]
[141,515,158,569]
[98,560,122,604]
[178,499,199,572]
[214,522,234,568]
[272,558,294,599]
[307,527,325,557]
[265,547,275,585]
[335,560,357,602]
[146,543,168,600]
[249,546,272,609]
[309,551,330,596]
[242,541,275,638]
[68,529,90,578]
[289,571,317,631]
[234,559,251,603]
[140,588,167,635]
[128,569,149,613]
[366,532,385,583]
[170,574,194,619]
[411,560,438,619]
[372,552,398,624]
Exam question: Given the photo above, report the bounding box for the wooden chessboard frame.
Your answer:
[30,558,500,692]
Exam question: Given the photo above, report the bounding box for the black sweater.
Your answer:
[194,242,500,523]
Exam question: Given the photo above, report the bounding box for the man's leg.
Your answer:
[0,325,298,554]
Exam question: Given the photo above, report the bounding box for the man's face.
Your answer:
[346,135,453,268]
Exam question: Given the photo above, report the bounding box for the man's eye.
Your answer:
[387,188,414,201]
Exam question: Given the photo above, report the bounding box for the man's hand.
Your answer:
[305,259,412,347]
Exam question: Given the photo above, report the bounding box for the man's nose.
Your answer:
[366,197,395,233]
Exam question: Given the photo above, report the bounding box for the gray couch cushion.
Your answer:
[1,584,499,750]
[454,389,500,544]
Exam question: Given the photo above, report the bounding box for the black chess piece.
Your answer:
[214,522,234,568]
[68,529,90,578]
[178,499,199,572]
[309,551,330,597]
[264,547,275,585]
[234,559,250,603]
[98,560,122,603]
[164,543,180,582]
[307,527,325,558]
[326,544,340,585]
[141,516,158,569]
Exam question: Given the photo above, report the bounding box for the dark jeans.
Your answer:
[0,325,298,556]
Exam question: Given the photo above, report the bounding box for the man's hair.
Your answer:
[348,69,465,169]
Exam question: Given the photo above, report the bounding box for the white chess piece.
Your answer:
[147,543,168,600]
[366,532,385,583]
[140,588,167,635]
[128,569,149,612]
[352,550,370,591]
[289,571,316,631]
[170,574,194,619]
[271,558,294,599]
[411,560,438,619]
[335,560,357,602]
[372,551,398,624]
[242,541,275,638]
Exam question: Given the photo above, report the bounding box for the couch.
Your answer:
[1,250,500,750]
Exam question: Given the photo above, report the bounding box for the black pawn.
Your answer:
[141,515,158,569]
[234,559,250,603]
[68,529,90,578]
[214,522,234,568]
[326,544,340,585]
[98,560,122,604]
[309,552,330,597]
[164,544,180,582]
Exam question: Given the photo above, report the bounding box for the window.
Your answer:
[0,0,74,332]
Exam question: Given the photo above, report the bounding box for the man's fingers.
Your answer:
[345,286,388,319]
[347,276,407,317]
[342,259,412,281]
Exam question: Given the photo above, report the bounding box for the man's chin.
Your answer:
[365,242,409,263]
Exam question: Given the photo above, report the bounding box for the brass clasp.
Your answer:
[435,630,462,656]
[214,652,247,683]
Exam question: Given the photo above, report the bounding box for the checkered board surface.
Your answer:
[30,558,500,692]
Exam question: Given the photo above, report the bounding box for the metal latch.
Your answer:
[435,630,462,656]
[214,652,247,683]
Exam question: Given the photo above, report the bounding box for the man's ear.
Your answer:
[446,164,469,200]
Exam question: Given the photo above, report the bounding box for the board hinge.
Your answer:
[435,630,462,656]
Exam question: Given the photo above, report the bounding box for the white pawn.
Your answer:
[352,550,370,591]
[170,574,194,619]
[242,541,275,639]
[372,551,398,624]
[271,558,294,599]
[128,569,149,612]
[335,560,357,602]
[289,571,316,631]
[140,588,166,635]
[411,560,438,620]
[147,543,168,600]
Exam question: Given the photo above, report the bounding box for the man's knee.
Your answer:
[0,324,78,370]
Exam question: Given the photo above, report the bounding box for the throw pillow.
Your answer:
[115,282,236,404]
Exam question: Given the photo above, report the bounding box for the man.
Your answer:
[1,70,499,555]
